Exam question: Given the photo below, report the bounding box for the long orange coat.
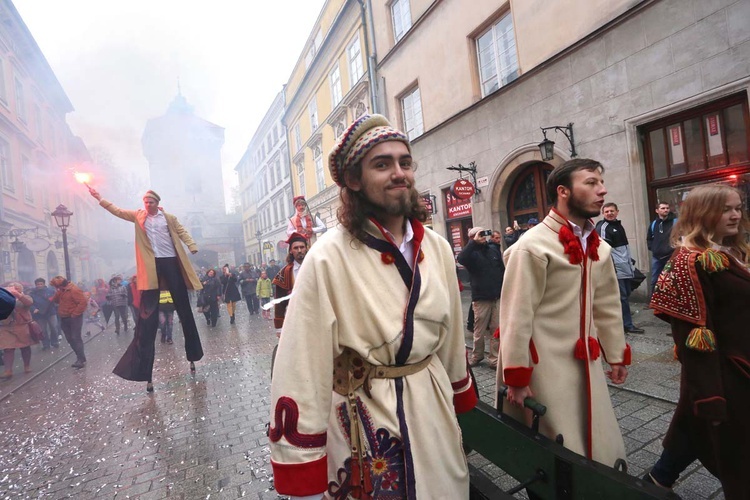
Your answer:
[99,199,202,291]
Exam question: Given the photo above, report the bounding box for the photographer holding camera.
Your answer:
[458,226,505,368]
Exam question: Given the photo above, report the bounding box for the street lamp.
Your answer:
[255,229,262,265]
[51,204,73,280]
[538,123,577,161]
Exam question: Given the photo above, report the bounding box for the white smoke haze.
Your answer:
[14,0,328,212]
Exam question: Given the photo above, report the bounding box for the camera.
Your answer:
[479,229,492,237]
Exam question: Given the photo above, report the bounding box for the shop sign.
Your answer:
[262,242,274,251]
[451,179,475,200]
[421,193,437,215]
[450,223,463,253]
[443,188,472,219]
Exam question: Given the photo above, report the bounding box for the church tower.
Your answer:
[142,91,226,227]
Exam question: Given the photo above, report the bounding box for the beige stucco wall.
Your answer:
[372,0,642,133]
[512,0,641,70]
[405,0,750,292]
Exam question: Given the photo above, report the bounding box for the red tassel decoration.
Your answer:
[362,458,374,496]
[588,337,600,360]
[574,337,587,360]
[559,225,584,264]
[493,327,500,339]
[529,339,539,364]
[351,457,361,488]
[586,230,600,261]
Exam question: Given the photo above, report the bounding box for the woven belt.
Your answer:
[332,347,433,498]
[333,347,433,398]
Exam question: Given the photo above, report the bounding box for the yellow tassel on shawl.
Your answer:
[697,249,729,273]
[685,326,716,352]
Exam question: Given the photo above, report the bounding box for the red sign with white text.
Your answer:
[451,179,475,200]
[443,187,472,220]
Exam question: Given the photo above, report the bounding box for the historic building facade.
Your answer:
[235,91,292,265]
[370,0,750,293]
[0,0,99,284]
[284,0,375,225]
[142,93,242,268]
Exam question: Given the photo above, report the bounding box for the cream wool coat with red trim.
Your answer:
[269,220,477,499]
[496,210,629,467]
[98,199,202,292]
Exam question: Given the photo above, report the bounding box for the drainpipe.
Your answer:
[358,0,379,114]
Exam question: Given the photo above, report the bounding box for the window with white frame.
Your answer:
[401,87,424,140]
[0,137,12,192]
[281,155,289,179]
[275,159,282,184]
[348,33,363,83]
[293,123,302,153]
[391,0,412,42]
[296,161,306,195]
[309,99,319,130]
[285,187,294,217]
[0,60,6,104]
[476,11,519,97]
[34,104,42,141]
[313,145,325,192]
[14,77,26,123]
[330,64,342,106]
[22,156,32,202]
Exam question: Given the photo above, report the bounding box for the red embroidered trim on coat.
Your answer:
[271,456,328,496]
[454,385,478,414]
[650,248,707,325]
[451,371,471,391]
[503,366,533,387]
[269,397,327,448]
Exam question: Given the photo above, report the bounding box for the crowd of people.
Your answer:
[0,114,747,498]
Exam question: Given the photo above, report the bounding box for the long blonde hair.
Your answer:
[671,184,750,262]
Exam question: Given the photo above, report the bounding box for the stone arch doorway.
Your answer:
[16,247,37,284]
[46,251,59,280]
[488,144,568,233]
[506,162,554,227]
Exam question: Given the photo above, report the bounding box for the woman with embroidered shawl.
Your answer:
[648,184,750,498]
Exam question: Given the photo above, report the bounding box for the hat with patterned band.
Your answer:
[328,114,411,187]
[143,190,161,202]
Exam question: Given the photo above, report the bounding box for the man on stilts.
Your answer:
[90,188,204,393]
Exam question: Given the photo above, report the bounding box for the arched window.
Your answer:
[507,162,553,226]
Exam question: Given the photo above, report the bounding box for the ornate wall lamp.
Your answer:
[538,123,577,161]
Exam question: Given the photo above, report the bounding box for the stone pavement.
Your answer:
[0,294,724,499]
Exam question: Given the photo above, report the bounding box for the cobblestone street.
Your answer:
[0,294,724,499]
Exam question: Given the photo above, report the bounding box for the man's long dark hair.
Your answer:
[337,161,428,242]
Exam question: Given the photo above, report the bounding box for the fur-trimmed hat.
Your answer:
[293,196,306,206]
[286,232,308,246]
[143,190,161,202]
[328,114,410,187]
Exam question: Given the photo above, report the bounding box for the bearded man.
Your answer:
[271,232,308,334]
[269,115,477,499]
[497,158,632,469]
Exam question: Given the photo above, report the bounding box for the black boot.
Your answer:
[230,315,235,325]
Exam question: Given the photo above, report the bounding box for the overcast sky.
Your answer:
[14,0,327,208]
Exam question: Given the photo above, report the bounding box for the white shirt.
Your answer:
[293,259,302,280]
[568,219,595,254]
[382,219,415,269]
[144,211,177,258]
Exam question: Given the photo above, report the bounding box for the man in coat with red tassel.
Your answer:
[497,158,632,468]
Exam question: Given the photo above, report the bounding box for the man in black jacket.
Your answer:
[458,226,505,368]
[646,202,677,298]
